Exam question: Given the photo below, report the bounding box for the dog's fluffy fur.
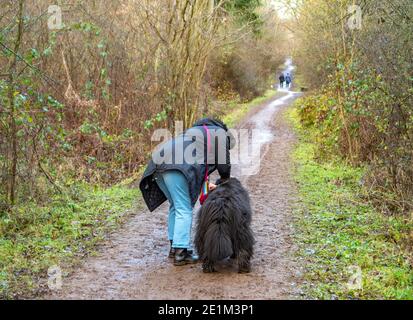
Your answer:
[195,177,255,273]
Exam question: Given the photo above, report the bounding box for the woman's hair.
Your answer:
[192,118,236,150]
[192,118,228,131]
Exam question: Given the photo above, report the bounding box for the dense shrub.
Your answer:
[294,0,413,214]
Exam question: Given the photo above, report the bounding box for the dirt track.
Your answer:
[45,67,303,300]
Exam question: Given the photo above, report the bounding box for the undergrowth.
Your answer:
[288,106,413,300]
[0,184,140,299]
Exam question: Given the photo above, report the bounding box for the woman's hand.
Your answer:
[209,182,217,191]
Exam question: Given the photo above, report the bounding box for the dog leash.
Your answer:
[199,124,211,205]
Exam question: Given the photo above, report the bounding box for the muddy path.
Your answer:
[45,66,303,300]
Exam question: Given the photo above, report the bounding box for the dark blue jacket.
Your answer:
[139,118,232,212]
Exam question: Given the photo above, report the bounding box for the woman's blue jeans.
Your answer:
[154,170,194,249]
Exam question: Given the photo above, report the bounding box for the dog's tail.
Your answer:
[203,222,233,262]
[196,198,233,261]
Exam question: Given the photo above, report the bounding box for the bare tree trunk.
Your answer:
[7,0,25,206]
[136,0,221,128]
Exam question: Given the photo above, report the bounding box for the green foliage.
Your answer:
[288,108,413,300]
[143,109,168,130]
[223,0,263,34]
[71,21,101,35]
[295,60,413,213]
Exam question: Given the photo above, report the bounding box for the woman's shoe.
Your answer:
[174,249,199,266]
[169,241,194,259]
[169,247,176,259]
[168,240,176,258]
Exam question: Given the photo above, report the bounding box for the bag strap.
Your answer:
[203,124,211,181]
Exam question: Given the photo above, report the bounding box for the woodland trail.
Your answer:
[45,63,303,300]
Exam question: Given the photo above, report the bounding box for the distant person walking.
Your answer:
[279,73,285,88]
[285,73,292,88]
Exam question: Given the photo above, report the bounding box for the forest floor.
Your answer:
[44,71,305,299]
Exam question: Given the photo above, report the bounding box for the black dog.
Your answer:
[195,177,255,273]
